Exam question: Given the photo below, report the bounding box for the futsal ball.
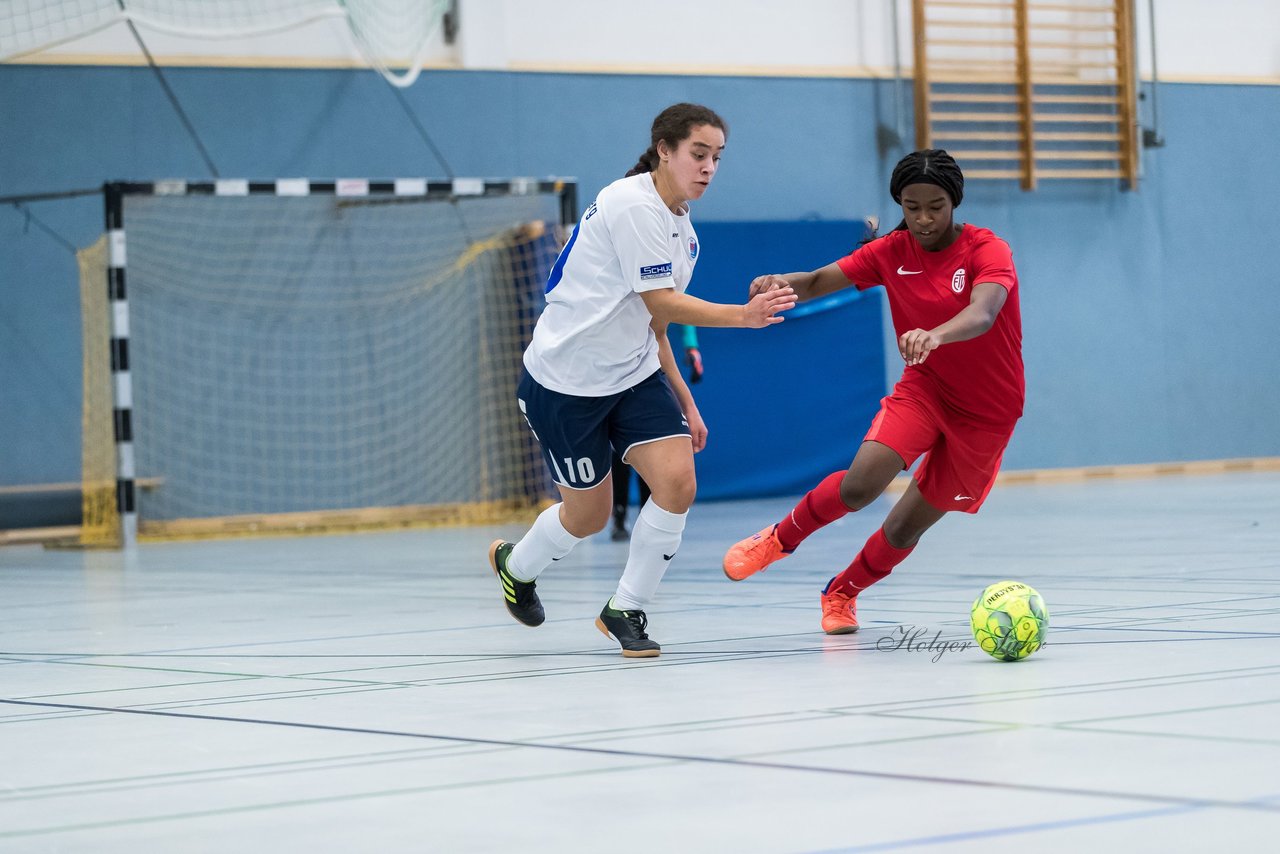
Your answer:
[970,580,1048,661]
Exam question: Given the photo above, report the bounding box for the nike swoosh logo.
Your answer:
[663,553,676,561]
[897,266,922,275]
[954,494,974,501]
[551,556,563,561]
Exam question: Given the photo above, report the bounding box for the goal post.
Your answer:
[79,176,576,546]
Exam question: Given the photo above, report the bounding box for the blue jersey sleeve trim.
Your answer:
[545,221,581,294]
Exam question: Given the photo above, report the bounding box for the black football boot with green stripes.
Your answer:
[487,540,545,627]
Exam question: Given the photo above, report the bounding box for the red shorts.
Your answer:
[864,371,1016,514]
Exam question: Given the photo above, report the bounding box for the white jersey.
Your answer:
[523,172,700,396]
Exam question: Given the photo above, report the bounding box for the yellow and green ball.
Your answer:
[970,580,1049,661]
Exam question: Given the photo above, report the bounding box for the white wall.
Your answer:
[16,0,1280,83]
[1132,0,1280,81]
[454,0,905,77]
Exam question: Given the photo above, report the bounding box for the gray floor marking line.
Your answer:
[1056,723,1280,747]
[1056,694,1280,727]
[4,654,430,690]
[0,757,714,839]
[806,803,1199,853]
[818,663,1280,712]
[60,654,1272,726]
[1,697,1278,817]
[0,744,512,803]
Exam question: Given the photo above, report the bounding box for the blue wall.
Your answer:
[3,66,1279,505]
[678,221,885,500]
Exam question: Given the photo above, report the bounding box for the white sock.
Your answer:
[612,499,687,611]
[507,504,582,582]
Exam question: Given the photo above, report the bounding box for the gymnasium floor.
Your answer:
[2,471,1278,852]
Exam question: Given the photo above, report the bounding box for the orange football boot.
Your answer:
[723,524,792,581]
[820,586,859,635]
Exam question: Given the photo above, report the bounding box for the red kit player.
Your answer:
[723,149,1025,635]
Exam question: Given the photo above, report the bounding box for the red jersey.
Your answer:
[836,224,1024,425]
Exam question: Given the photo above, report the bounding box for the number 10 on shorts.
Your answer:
[555,456,596,485]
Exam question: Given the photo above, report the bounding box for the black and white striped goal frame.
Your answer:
[101,176,578,547]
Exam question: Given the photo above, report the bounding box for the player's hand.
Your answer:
[685,347,704,384]
[748,274,790,299]
[743,286,796,327]
[899,328,942,366]
[685,406,708,453]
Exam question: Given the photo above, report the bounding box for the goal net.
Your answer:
[2,1,452,88]
[78,178,573,544]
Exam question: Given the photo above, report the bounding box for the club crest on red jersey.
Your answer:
[951,268,966,293]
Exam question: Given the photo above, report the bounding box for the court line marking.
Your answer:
[2,697,1279,818]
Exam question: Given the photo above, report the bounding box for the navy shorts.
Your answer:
[517,368,691,491]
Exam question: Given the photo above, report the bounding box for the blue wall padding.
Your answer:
[678,221,885,500]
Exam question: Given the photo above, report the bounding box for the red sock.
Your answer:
[826,528,915,597]
[776,471,854,552]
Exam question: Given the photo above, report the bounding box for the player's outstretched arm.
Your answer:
[748,262,850,303]
[640,286,795,329]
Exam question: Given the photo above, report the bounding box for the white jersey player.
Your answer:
[523,170,700,397]
[486,103,796,657]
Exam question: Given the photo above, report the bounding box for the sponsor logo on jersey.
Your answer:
[640,262,673,280]
[951,268,966,293]
[689,237,698,260]
[897,266,922,275]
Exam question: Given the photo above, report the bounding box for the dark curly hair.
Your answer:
[862,149,966,242]
[625,103,729,177]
